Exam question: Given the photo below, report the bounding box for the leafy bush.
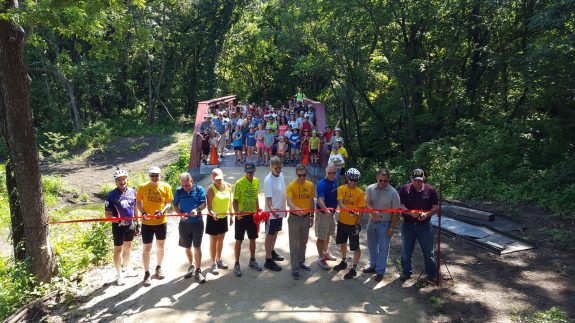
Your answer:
[530,307,570,323]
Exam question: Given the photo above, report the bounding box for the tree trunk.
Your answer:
[146,55,155,125]
[0,0,57,282]
[52,68,81,132]
[6,160,25,260]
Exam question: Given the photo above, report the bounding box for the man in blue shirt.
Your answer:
[174,172,207,283]
[105,169,139,285]
[314,165,339,270]
[289,128,301,163]
[212,112,229,158]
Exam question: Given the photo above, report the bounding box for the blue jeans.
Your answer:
[400,221,437,278]
[366,220,392,275]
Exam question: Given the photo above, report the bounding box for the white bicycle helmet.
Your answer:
[113,169,129,179]
[346,168,361,181]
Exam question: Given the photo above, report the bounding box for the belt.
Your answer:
[290,212,311,217]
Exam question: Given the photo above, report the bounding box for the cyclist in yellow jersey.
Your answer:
[286,164,315,280]
[136,166,173,286]
[333,168,366,279]
[206,168,233,275]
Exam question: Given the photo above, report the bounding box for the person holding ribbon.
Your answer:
[263,156,287,271]
[314,165,339,270]
[286,164,315,280]
[232,162,263,276]
[206,168,232,275]
[363,168,400,282]
[173,172,207,283]
[105,168,139,286]
[136,166,173,287]
[399,168,439,283]
[333,168,366,279]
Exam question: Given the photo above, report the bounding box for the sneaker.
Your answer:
[264,260,282,272]
[216,259,228,270]
[116,273,125,286]
[249,259,263,271]
[298,263,311,271]
[323,253,337,261]
[154,266,165,280]
[333,260,347,271]
[375,274,384,282]
[234,264,242,277]
[143,272,151,286]
[399,272,412,282]
[317,258,331,270]
[344,268,357,279]
[363,266,376,274]
[122,268,138,278]
[271,250,285,261]
[184,265,195,279]
[195,269,206,284]
[291,271,300,280]
[210,263,219,275]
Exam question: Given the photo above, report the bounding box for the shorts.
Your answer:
[247,142,256,148]
[202,148,210,155]
[234,146,243,151]
[141,223,167,244]
[112,223,135,246]
[314,211,336,240]
[206,215,228,235]
[178,221,204,248]
[266,218,283,235]
[291,148,300,156]
[264,146,272,154]
[257,141,264,149]
[235,214,258,241]
[310,149,319,155]
[335,222,360,251]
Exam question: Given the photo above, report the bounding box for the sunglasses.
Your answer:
[378,180,388,183]
[297,174,307,177]
[150,174,160,178]
[349,178,358,182]
[327,172,336,175]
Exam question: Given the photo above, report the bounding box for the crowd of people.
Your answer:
[197,97,344,168]
[106,163,439,286]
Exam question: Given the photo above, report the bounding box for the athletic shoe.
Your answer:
[116,273,125,286]
[271,250,285,261]
[154,266,165,280]
[317,258,331,270]
[344,268,357,279]
[234,264,242,277]
[122,268,138,278]
[399,272,412,282]
[195,269,206,284]
[249,259,263,271]
[264,259,282,271]
[375,274,384,282]
[143,272,151,286]
[210,263,219,275]
[216,259,228,270]
[291,271,300,280]
[323,253,337,261]
[363,266,376,274]
[298,263,311,271]
[333,260,347,271]
[184,265,195,279]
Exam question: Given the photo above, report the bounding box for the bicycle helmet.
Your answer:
[346,168,361,181]
[113,169,129,179]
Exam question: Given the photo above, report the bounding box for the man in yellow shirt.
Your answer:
[136,166,173,286]
[286,164,315,280]
[333,168,365,279]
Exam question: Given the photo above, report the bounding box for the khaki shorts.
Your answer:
[315,211,336,240]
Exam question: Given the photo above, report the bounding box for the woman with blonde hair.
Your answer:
[206,168,233,274]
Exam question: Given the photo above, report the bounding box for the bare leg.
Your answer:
[142,243,153,272]
[156,239,165,267]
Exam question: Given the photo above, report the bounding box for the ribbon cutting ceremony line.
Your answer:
[48,208,431,225]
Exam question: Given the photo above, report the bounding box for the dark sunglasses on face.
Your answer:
[297,174,307,177]
[150,174,160,178]
[327,172,336,175]
[349,178,358,182]
[378,180,388,183]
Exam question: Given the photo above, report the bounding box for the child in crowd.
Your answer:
[209,130,221,165]
[255,123,265,164]
[263,126,275,166]
[277,136,287,164]
[301,129,310,165]
[200,128,210,165]
[309,129,320,165]
[232,125,244,165]
[246,125,257,162]
[283,125,293,162]
[289,128,301,164]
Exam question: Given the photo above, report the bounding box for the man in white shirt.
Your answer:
[263,156,287,271]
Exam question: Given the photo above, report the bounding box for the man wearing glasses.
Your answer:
[314,165,339,270]
[263,157,287,271]
[333,168,366,279]
[364,168,400,282]
[286,164,315,280]
[398,168,439,283]
[136,166,173,286]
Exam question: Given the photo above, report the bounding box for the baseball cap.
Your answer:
[244,162,256,173]
[212,168,224,180]
[148,166,161,174]
[412,168,425,180]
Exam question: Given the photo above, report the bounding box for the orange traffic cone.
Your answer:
[210,146,219,165]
